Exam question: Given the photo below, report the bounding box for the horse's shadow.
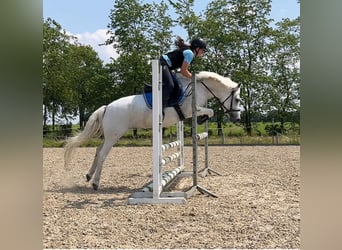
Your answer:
[47,184,141,194]
[62,196,124,209]
[45,174,150,208]
[46,172,150,194]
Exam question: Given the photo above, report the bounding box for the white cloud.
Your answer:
[73,29,118,64]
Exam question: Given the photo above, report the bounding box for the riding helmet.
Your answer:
[190,38,207,51]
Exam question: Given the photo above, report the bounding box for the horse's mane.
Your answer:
[197,71,236,88]
[176,71,237,88]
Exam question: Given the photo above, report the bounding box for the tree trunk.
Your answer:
[52,104,56,131]
[244,111,252,136]
[217,121,223,136]
[79,106,85,129]
[43,105,48,127]
[280,116,285,134]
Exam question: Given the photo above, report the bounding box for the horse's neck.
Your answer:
[197,77,234,101]
[178,73,231,105]
[180,80,209,107]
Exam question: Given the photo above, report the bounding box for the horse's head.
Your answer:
[197,72,242,123]
[225,83,242,123]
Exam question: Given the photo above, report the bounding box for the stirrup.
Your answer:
[197,115,209,124]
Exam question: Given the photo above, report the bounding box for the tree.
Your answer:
[66,44,111,128]
[106,0,173,97]
[169,0,201,39]
[266,17,300,132]
[228,0,273,135]
[200,0,274,135]
[147,1,174,55]
[43,18,75,128]
[43,18,112,129]
[197,0,234,75]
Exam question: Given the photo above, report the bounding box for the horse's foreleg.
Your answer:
[196,107,214,117]
[92,137,118,190]
[86,143,104,182]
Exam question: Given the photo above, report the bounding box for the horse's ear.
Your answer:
[232,83,241,91]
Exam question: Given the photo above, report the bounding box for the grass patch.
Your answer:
[43,122,300,147]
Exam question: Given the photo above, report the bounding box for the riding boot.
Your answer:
[162,89,169,121]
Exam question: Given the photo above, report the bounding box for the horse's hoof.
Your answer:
[197,115,209,124]
[92,183,98,190]
[86,174,91,182]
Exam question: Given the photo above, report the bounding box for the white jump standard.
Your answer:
[128,60,187,204]
[128,60,224,204]
[185,73,217,198]
[198,101,222,178]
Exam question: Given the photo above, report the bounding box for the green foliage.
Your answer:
[264,123,282,136]
[104,0,173,97]
[43,139,65,147]
[43,18,75,127]
[203,0,274,135]
[43,18,112,128]
[169,0,200,39]
[266,17,300,129]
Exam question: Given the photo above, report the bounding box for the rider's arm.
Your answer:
[181,50,194,79]
[180,61,192,79]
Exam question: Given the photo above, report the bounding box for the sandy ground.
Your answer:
[43,146,300,249]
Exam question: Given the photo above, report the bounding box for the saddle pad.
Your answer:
[143,85,185,109]
[143,91,153,109]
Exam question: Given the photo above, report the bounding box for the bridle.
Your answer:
[200,81,241,114]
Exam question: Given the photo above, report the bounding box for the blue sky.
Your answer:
[43,0,300,64]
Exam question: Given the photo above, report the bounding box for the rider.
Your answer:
[160,36,207,117]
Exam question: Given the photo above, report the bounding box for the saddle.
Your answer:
[143,76,186,120]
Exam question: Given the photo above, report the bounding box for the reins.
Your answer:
[199,81,240,114]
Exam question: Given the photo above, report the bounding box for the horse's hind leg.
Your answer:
[92,137,117,190]
[86,143,104,182]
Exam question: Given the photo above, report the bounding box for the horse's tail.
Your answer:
[64,105,106,169]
